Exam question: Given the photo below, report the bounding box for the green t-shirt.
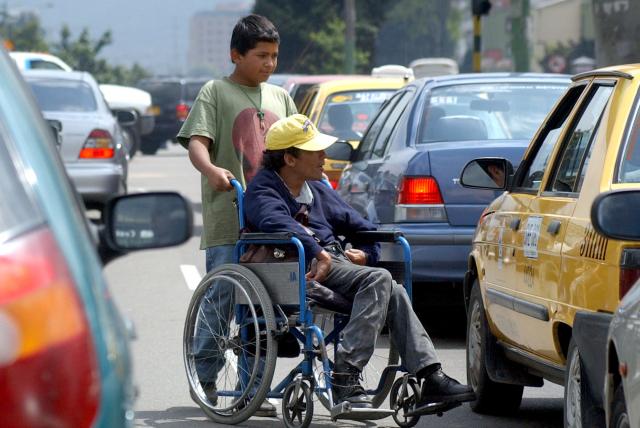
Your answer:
[177,77,297,249]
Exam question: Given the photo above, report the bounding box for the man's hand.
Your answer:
[306,250,331,283]
[345,248,367,266]
[206,166,235,192]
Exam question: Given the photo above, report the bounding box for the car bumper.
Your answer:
[66,162,125,204]
[573,311,613,408]
[378,223,474,282]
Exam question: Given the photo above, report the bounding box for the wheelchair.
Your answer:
[183,180,455,427]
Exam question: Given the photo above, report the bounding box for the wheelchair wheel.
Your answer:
[390,376,420,428]
[282,380,314,428]
[311,311,399,409]
[183,264,278,424]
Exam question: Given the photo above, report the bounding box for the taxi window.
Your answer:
[317,90,394,142]
[619,98,640,183]
[517,84,587,192]
[548,84,614,193]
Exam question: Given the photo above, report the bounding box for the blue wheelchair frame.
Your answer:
[228,178,414,417]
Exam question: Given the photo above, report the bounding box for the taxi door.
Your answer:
[517,82,615,364]
[484,83,588,349]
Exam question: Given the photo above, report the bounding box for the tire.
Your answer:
[183,264,278,424]
[466,279,523,414]
[282,381,314,428]
[123,127,140,158]
[609,385,630,428]
[564,338,605,428]
[311,310,399,409]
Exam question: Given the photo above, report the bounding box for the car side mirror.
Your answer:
[114,109,138,126]
[325,140,354,162]
[47,119,63,150]
[460,158,512,190]
[103,192,193,254]
[591,190,640,241]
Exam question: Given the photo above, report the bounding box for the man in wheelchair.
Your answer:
[243,114,475,410]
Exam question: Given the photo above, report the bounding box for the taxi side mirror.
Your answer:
[460,158,512,190]
[591,190,640,241]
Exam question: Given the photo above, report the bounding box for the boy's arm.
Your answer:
[188,135,234,192]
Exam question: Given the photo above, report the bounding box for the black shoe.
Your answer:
[418,368,475,407]
[190,381,218,406]
[332,362,373,408]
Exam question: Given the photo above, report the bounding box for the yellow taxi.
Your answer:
[459,64,640,427]
[298,77,409,188]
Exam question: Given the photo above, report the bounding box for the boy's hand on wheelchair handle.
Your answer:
[345,248,366,266]
[206,166,235,191]
[306,250,331,283]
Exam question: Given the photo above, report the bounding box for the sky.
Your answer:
[6,0,244,75]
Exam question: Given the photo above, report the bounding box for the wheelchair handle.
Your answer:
[230,178,245,230]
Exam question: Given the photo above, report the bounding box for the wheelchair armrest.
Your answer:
[352,230,404,244]
[239,232,294,241]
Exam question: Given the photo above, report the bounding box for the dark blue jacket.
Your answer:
[244,168,380,265]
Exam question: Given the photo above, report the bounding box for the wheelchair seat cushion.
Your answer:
[306,280,352,314]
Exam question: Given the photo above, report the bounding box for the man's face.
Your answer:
[231,41,278,85]
[287,149,327,181]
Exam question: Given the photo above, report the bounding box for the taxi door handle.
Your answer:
[547,220,561,236]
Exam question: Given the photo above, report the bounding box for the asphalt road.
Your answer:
[105,144,564,428]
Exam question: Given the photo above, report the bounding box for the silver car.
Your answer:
[23,70,129,208]
[591,190,640,428]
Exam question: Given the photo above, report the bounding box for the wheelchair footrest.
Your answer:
[404,400,461,417]
[330,402,395,421]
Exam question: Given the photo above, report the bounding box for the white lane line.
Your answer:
[180,264,202,290]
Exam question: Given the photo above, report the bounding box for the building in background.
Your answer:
[186,1,253,77]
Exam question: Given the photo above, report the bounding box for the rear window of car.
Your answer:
[185,81,207,101]
[28,80,97,112]
[418,82,567,143]
[317,90,395,141]
[137,81,182,105]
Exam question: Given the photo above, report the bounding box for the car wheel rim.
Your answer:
[566,349,582,428]
[467,300,482,390]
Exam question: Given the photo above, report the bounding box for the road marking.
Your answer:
[180,264,202,290]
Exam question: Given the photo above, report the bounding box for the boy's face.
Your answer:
[231,41,279,86]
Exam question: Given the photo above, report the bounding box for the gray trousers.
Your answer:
[323,247,439,374]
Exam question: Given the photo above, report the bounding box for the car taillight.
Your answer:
[620,248,640,299]
[394,176,448,222]
[80,129,114,159]
[329,179,339,189]
[0,228,100,427]
[176,103,189,121]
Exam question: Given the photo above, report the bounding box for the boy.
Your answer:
[177,14,296,417]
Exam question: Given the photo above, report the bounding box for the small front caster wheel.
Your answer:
[390,376,420,427]
[282,381,314,428]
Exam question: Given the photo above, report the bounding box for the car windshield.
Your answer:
[318,90,394,141]
[618,102,640,183]
[138,81,181,105]
[28,80,97,112]
[418,82,567,143]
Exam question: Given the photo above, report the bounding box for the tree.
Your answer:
[0,8,48,52]
[374,0,457,66]
[52,25,149,85]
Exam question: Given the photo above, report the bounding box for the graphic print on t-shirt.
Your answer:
[232,108,279,182]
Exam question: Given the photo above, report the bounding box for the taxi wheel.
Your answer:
[564,339,604,427]
[466,280,523,414]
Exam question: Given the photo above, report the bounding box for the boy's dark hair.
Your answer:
[262,148,301,171]
[230,14,280,55]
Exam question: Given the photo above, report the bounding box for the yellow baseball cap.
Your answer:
[266,114,337,151]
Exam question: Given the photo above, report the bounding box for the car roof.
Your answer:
[21,69,95,83]
[571,63,640,81]
[312,76,409,93]
[410,72,572,89]
[137,76,211,84]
